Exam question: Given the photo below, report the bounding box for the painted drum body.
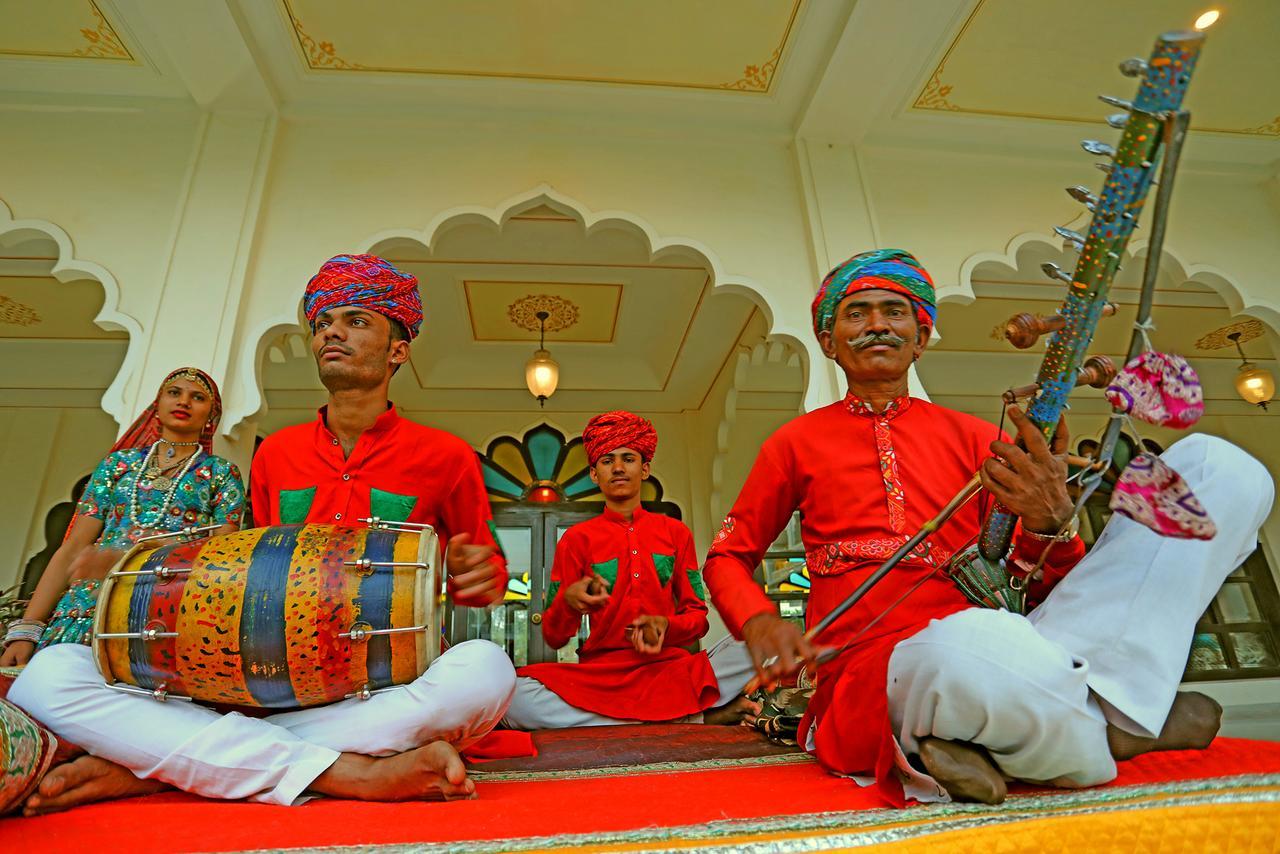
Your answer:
[91,524,441,709]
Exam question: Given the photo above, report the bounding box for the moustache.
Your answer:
[847,332,908,350]
[319,343,353,356]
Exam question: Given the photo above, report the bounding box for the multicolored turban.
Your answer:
[811,249,937,338]
[304,254,423,340]
[583,411,658,466]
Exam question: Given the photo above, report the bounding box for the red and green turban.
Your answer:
[304,254,423,340]
[811,249,937,337]
[583,411,658,466]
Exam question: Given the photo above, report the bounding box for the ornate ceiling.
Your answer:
[0,0,133,63]
[913,0,1280,136]
[281,0,802,93]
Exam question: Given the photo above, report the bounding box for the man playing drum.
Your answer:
[703,249,1273,805]
[12,254,516,811]
[504,411,757,729]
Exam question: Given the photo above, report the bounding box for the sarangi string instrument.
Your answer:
[793,26,1208,669]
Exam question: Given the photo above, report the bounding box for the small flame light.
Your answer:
[1194,9,1220,30]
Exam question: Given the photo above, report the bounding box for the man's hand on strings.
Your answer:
[742,612,817,689]
[981,405,1073,535]
[563,573,611,615]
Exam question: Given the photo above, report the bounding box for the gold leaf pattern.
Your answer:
[915,65,959,111]
[508,294,580,333]
[719,46,782,92]
[1238,116,1280,136]
[0,295,41,326]
[70,1,130,60]
[285,2,365,71]
[1195,319,1267,351]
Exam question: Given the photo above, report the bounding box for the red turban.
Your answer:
[304,254,423,340]
[583,411,658,465]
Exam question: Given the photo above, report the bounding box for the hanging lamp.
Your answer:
[524,310,559,407]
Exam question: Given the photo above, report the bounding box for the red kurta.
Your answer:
[518,507,719,721]
[249,405,507,603]
[704,393,1084,805]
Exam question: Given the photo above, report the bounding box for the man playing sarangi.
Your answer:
[11,254,515,812]
[703,249,1273,805]
[505,411,756,729]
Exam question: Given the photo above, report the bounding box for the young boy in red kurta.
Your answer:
[505,412,755,729]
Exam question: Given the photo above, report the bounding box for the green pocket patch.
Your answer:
[371,488,418,523]
[686,569,707,602]
[591,558,619,591]
[652,553,675,586]
[278,486,317,524]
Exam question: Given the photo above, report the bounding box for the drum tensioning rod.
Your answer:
[344,683,404,701]
[343,559,430,570]
[359,517,437,533]
[136,523,221,544]
[96,624,178,641]
[104,682,194,703]
[339,623,431,640]
[110,566,193,579]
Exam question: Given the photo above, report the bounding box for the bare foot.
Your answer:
[705,695,763,726]
[310,741,476,802]
[918,737,1007,805]
[1108,691,1222,761]
[23,756,168,817]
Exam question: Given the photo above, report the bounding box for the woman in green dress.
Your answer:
[1,367,245,666]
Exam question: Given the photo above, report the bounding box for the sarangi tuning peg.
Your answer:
[1118,57,1147,77]
[1054,225,1085,252]
[1098,94,1134,111]
[1001,303,1118,350]
[1066,185,1099,208]
[1077,355,1118,389]
[1041,262,1073,284]
[1082,140,1116,157]
[1106,112,1128,129]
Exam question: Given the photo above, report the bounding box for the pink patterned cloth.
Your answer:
[1109,453,1217,541]
[1105,351,1204,429]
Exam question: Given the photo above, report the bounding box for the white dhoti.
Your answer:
[503,635,755,729]
[886,433,1274,799]
[8,638,516,805]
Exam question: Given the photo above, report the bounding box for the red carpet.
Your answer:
[5,737,1279,853]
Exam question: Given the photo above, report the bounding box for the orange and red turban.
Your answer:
[304,254,423,340]
[583,411,658,465]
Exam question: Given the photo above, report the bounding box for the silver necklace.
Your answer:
[157,437,199,460]
[130,441,200,527]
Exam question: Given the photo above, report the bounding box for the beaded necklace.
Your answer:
[128,441,201,528]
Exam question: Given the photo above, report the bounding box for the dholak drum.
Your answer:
[91,520,441,708]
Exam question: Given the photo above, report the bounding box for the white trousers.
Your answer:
[886,434,1274,798]
[9,639,516,805]
[503,636,755,730]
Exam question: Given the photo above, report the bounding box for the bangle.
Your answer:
[3,619,45,647]
[1022,516,1079,543]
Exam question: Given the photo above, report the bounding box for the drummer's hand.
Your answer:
[742,612,816,690]
[982,406,1073,535]
[629,615,668,655]
[446,533,504,607]
[563,573,611,615]
[0,641,35,667]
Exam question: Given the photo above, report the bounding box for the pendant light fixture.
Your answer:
[1228,331,1274,411]
[524,310,559,407]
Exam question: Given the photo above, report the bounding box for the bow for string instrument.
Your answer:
[785,27,1208,673]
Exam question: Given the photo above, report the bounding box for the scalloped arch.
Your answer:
[956,227,1280,334]
[229,184,821,431]
[0,198,144,427]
